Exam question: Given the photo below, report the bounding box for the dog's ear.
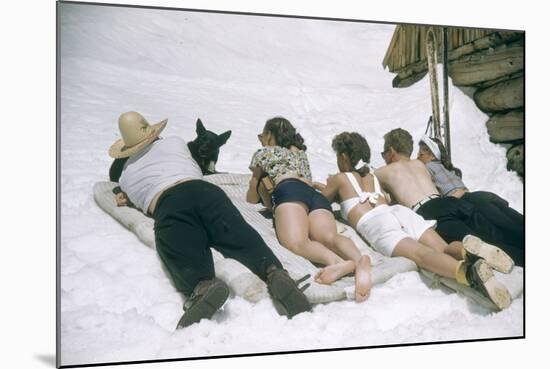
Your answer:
[196,119,206,135]
[217,130,232,145]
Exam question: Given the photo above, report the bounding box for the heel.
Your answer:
[463,235,514,274]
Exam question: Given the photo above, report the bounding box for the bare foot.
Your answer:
[355,255,372,302]
[314,260,355,285]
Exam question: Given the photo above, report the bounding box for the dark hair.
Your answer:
[264,117,307,151]
[383,128,413,157]
[332,131,371,177]
[420,137,463,178]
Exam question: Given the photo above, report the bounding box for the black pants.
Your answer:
[462,191,524,266]
[416,197,475,243]
[153,180,283,296]
[417,196,524,267]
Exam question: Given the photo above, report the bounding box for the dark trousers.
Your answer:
[417,196,524,267]
[416,197,476,243]
[462,191,524,266]
[153,180,283,295]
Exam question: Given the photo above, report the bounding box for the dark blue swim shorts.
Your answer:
[272,178,332,213]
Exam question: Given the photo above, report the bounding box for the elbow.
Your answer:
[246,188,259,204]
[320,190,333,201]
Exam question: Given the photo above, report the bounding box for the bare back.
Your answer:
[375,159,439,208]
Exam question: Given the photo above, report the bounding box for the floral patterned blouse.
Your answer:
[249,146,312,183]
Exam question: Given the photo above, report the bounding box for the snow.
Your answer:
[58,3,523,366]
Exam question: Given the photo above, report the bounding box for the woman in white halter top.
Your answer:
[314,132,507,294]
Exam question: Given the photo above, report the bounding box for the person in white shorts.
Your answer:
[354,201,435,257]
[313,131,514,310]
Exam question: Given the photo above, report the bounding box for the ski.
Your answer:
[426,27,441,139]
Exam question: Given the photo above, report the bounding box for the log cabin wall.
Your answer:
[383,26,525,177]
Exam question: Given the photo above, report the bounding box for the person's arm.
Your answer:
[109,158,129,182]
[424,161,437,180]
[312,181,326,191]
[424,161,445,195]
[246,166,263,204]
[374,167,395,204]
[115,192,129,207]
[257,178,274,210]
[112,186,135,208]
[319,174,341,202]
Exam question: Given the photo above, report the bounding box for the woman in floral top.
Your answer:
[246,117,371,302]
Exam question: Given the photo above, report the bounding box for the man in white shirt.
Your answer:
[109,111,311,328]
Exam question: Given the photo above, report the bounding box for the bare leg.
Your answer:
[418,228,464,260]
[308,209,362,262]
[354,255,372,302]
[314,260,355,285]
[392,237,459,279]
[308,209,372,292]
[418,228,446,252]
[274,203,344,266]
[447,241,465,260]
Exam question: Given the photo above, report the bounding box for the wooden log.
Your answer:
[447,31,522,60]
[448,41,524,86]
[506,144,524,177]
[474,76,524,113]
[486,110,524,143]
[392,70,428,88]
[393,59,428,82]
[476,70,523,89]
[388,31,523,84]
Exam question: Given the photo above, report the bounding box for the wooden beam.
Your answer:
[392,70,428,88]
[448,31,522,60]
[387,31,523,83]
[476,71,524,89]
[448,40,524,86]
[474,76,524,113]
[392,59,428,82]
[486,110,524,143]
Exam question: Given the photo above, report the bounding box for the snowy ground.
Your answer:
[59,3,524,367]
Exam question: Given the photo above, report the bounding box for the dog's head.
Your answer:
[188,118,231,175]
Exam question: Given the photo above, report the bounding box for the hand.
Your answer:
[115,192,130,207]
[313,181,326,191]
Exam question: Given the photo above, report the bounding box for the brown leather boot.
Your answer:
[266,265,312,318]
[176,278,230,329]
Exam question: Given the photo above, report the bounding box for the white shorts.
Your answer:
[356,204,436,257]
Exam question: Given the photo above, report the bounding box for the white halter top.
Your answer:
[339,172,383,221]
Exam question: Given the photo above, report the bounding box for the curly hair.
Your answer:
[264,117,307,151]
[383,128,413,157]
[332,131,371,176]
[420,137,463,178]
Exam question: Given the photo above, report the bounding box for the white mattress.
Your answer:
[94,173,523,309]
[93,173,418,304]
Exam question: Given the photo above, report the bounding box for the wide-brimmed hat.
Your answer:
[108,111,168,158]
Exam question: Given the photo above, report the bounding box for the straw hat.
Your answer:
[108,111,168,158]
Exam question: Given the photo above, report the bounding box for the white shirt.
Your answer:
[119,136,203,212]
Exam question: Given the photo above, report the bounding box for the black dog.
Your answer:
[187,118,231,175]
[109,118,231,182]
